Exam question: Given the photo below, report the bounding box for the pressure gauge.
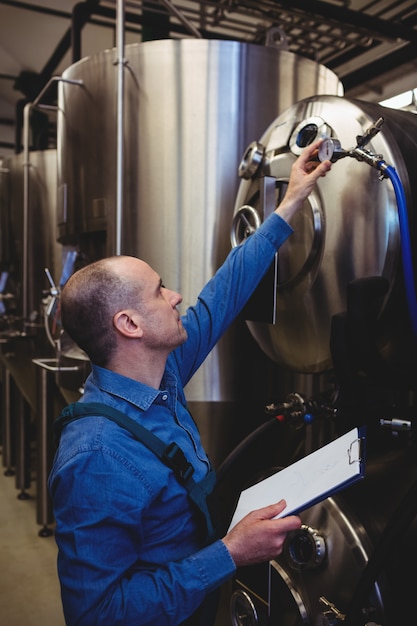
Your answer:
[318,137,345,163]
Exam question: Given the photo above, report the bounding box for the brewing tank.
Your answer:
[0,150,61,412]
[231,443,417,625]
[232,95,417,377]
[0,149,61,325]
[56,40,342,462]
[228,95,417,626]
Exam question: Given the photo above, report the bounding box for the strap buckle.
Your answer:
[163,442,195,482]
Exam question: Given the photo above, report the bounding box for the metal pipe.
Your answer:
[15,390,31,497]
[113,1,198,253]
[158,0,202,38]
[22,102,31,321]
[0,363,14,474]
[22,76,83,320]
[33,358,80,536]
[115,0,126,255]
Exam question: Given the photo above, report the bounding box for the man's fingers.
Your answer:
[299,138,323,163]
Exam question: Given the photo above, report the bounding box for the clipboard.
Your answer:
[228,426,366,531]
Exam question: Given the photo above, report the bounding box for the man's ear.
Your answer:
[113,310,144,338]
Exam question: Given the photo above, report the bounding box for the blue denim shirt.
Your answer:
[48,213,292,626]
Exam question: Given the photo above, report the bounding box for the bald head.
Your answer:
[61,256,150,366]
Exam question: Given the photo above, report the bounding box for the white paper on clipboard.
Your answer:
[228,426,366,531]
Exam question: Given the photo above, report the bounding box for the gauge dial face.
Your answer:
[318,138,335,162]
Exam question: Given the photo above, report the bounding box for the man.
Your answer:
[49,140,331,626]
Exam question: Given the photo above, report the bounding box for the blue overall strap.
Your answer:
[54,402,219,543]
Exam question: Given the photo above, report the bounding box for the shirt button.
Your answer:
[161,394,168,401]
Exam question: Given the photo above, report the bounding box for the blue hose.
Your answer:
[384,164,417,342]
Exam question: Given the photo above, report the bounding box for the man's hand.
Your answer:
[275,139,332,224]
[222,500,302,567]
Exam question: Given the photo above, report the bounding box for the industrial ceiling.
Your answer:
[1,0,416,158]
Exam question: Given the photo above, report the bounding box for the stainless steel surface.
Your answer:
[0,155,60,501]
[0,149,65,504]
[234,444,417,625]
[271,497,381,623]
[233,94,417,374]
[33,358,79,534]
[0,148,63,415]
[0,149,61,323]
[56,41,341,449]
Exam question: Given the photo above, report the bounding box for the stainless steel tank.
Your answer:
[232,95,417,376]
[56,40,342,463]
[0,149,62,412]
[0,149,61,328]
[228,94,417,626]
[0,150,90,526]
[231,441,417,625]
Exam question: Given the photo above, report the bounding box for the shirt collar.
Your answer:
[89,363,178,411]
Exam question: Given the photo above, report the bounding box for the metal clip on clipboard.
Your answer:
[348,436,365,465]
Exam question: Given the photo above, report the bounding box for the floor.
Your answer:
[0,459,65,626]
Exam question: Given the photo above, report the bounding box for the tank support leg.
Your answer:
[15,390,31,500]
[1,363,15,476]
[34,360,57,537]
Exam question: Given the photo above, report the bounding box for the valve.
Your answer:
[230,205,262,247]
[348,146,389,179]
[265,391,337,428]
[379,417,411,432]
[317,117,390,179]
[44,267,60,317]
[284,524,326,570]
[355,117,384,149]
[238,141,265,180]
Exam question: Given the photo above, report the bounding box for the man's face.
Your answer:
[124,257,188,352]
